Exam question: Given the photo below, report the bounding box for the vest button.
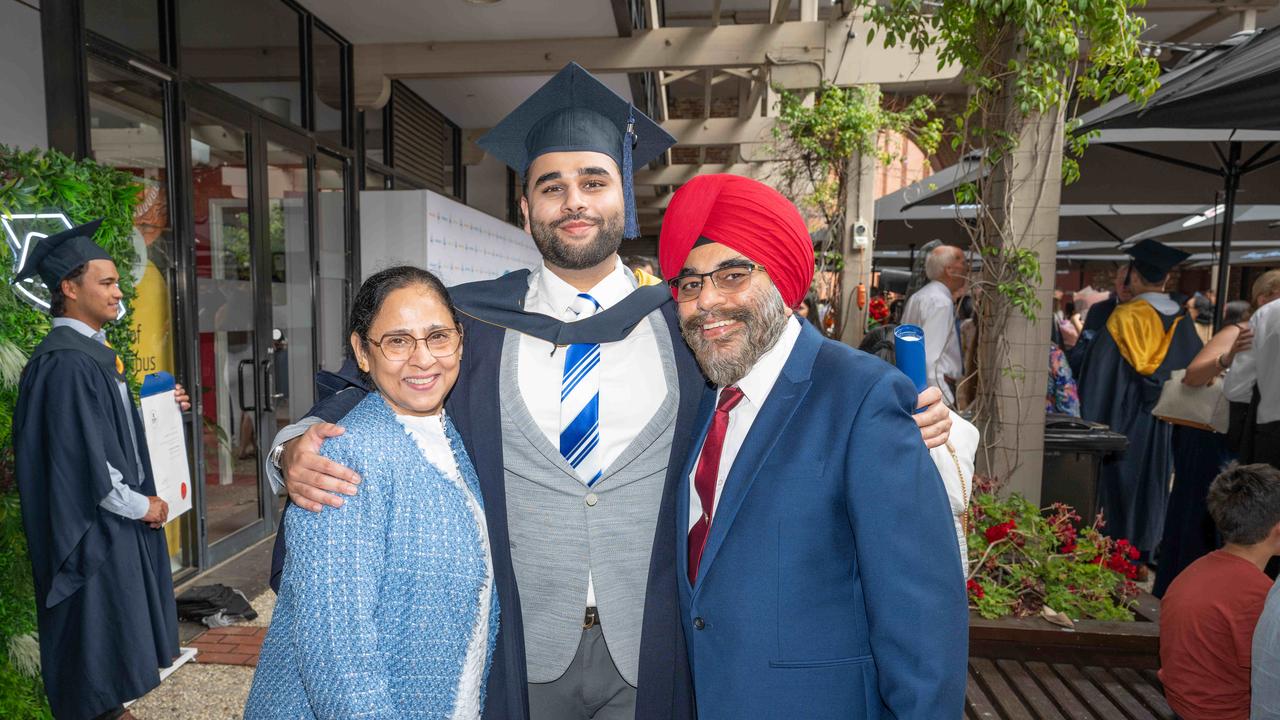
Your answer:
[585,493,598,507]
[693,617,705,630]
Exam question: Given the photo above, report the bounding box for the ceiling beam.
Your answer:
[1141,0,1276,10]
[661,117,776,146]
[634,162,771,185]
[771,0,793,24]
[353,19,958,108]
[353,22,826,106]
[643,0,660,31]
[1167,10,1233,43]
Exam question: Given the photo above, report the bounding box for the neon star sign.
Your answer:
[1,212,127,319]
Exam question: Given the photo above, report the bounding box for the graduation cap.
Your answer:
[14,219,113,289]
[1124,238,1190,283]
[476,62,676,238]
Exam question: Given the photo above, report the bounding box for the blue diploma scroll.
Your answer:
[893,324,928,395]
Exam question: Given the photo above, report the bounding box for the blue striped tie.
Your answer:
[561,293,602,486]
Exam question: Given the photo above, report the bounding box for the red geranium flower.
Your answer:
[967,579,985,599]
[985,520,1016,544]
[869,297,889,322]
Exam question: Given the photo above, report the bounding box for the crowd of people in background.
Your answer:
[884,236,1280,718]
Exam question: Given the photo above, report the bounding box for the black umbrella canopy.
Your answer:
[1075,28,1280,326]
[1082,28,1280,133]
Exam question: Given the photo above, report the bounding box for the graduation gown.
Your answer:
[1077,299,1202,556]
[271,269,700,720]
[14,326,179,720]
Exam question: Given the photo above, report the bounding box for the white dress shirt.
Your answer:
[688,317,801,532]
[51,317,150,520]
[901,280,963,405]
[519,259,666,607]
[1225,297,1280,424]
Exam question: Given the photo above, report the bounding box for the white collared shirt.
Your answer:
[517,258,666,468]
[900,280,963,405]
[688,316,802,532]
[517,258,667,606]
[1225,297,1280,424]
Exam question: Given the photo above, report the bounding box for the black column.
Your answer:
[40,0,89,158]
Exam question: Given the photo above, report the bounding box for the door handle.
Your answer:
[237,358,256,412]
[262,357,277,413]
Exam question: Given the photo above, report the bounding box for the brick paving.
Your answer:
[189,625,268,667]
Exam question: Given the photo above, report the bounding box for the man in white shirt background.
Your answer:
[1226,269,1280,469]
[902,244,968,406]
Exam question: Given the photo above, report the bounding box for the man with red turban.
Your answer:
[659,174,968,720]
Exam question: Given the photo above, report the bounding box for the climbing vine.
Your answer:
[854,0,1161,480]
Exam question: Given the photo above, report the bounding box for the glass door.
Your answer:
[185,96,268,564]
[260,123,317,527]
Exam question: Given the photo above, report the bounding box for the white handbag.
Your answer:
[1153,368,1230,434]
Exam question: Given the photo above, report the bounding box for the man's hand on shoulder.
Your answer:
[914,386,952,449]
[282,423,360,512]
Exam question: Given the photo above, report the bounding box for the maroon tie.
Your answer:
[688,385,745,585]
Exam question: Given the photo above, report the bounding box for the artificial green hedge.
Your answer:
[0,145,142,718]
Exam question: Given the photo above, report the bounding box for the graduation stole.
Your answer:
[451,268,671,346]
[633,268,663,287]
[1106,299,1184,376]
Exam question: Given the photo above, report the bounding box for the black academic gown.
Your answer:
[271,270,700,720]
[1066,294,1117,376]
[1077,301,1202,557]
[14,326,179,720]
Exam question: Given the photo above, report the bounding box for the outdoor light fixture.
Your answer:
[1,212,128,319]
[1182,204,1225,228]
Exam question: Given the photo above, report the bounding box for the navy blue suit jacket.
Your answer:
[271,272,701,720]
[676,321,968,719]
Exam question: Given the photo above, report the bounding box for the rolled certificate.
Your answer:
[893,324,929,393]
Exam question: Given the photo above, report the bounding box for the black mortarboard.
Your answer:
[14,219,112,289]
[1124,238,1190,283]
[476,62,676,238]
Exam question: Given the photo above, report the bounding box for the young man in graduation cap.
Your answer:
[657,174,967,719]
[266,63,953,720]
[13,220,189,720]
[1077,238,1203,563]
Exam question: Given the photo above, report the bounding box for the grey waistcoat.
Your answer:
[500,308,679,686]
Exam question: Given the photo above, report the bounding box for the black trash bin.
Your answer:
[1041,413,1128,523]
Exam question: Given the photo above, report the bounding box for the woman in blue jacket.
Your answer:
[246,266,496,720]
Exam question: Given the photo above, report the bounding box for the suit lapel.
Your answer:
[692,323,824,595]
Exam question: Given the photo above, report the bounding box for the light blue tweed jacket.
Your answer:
[244,393,499,719]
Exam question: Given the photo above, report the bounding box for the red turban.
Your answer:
[658,174,815,307]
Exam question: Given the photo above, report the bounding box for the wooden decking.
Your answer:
[966,593,1173,718]
[966,657,1175,719]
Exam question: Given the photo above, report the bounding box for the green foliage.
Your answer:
[966,487,1141,621]
[0,146,143,717]
[860,0,1160,169]
[773,83,942,254]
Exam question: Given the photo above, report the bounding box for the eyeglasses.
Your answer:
[667,263,765,303]
[367,328,462,362]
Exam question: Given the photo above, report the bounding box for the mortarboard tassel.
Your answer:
[623,108,639,239]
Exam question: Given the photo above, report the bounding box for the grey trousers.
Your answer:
[527,624,637,720]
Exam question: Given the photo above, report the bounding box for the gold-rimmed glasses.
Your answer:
[667,263,765,303]
[367,328,462,361]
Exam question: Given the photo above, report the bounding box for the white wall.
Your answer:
[0,0,47,150]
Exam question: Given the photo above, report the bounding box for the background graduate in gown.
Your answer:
[1077,238,1203,562]
[13,220,183,720]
